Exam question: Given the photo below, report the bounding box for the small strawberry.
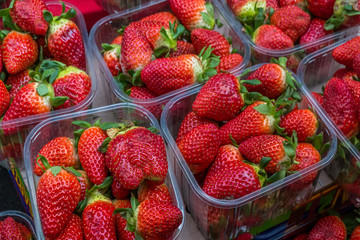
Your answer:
[351,226,360,240]
[6,70,32,98]
[0,80,10,116]
[332,36,360,67]
[168,41,195,57]
[1,217,25,240]
[102,43,121,77]
[323,77,359,137]
[55,214,84,240]
[33,137,78,176]
[170,0,216,31]
[1,31,38,74]
[113,199,135,240]
[44,4,86,70]
[138,182,172,203]
[140,12,178,24]
[216,53,243,72]
[227,0,267,24]
[270,5,310,42]
[191,29,231,57]
[279,0,306,9]
[128,86,162,119]
[82,192,117,240]
[312,92,324,105]
[308,216,346,240]
[112,177,130,200]
[176,111,218,143]
[300,19,334,54]
[78,170,92,201]
[307,0,335,19]
[252,25,294,50]
[177,123,220,174]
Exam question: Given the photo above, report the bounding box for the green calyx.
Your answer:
[200,2,216,30]
[43,1,77,23]
[117,69,143,88]
[0,0,23,32]
[37,153,82,178]
[325,1,360,30]
[101,43,121,55]
[244,159,268,187]
[241,1,266,37]
[155,21,185,58]
[197,47,221,83]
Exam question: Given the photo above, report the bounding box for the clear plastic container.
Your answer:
[23,103,185,240]
[95,0,154,14]
[297,34,360,208]
[89,0,251,119]
[160,64,338,239]
[215,0,360,71]
[0,210,37,239]
[0,1,98,172]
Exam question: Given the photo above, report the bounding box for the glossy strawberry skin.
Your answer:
[113,199,135,240]
[216,54,243,72]
[2,31,38,74]
[10,0,48,35]
[267,0,280,10]
[111,36,123,45]
[279,0,306,9]
[78,126,108,185]
[0,80,10,116]
[17,222,32,240]
[270,5,310,42]
[103,45,121,76]
[307,0,335,19]
[111,177,130,200]
[138,182,172,203]
[55,214,84,240]
[6,70,32,99]
[1,217,25,240]
[308,216,346,240]
[353,52,360,77]
[78,170,92,202]
[36,169,81,238]
[177,123,220,174]
[168,41,195,57]
[332,36,360,67]
[252,25,294,50]
[192,73,244,121]
[227,0,267,21]
[312,92,324,105]
[351,226,360,240]
[33,137,78,176]
[140,12,178,24]
[191,29,230,57]
[128,86,162,119]
[300,19,334,54]
[48,19,86,70]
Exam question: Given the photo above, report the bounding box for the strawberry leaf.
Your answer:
[215,19,223,28]
[131,194,139,213]
[72,120,92,128]
[36,83,49,96]
[134,231,143,240]
[254,103,272,115]
[0,72,6,81]
[50,166,62,177]
[147,127,159,134]
[66,167,82,177]
[50,96,69,108]
[43,10,53,23]
[101,43,115,52]
[240,79,261,85]
[200,3,215,30]
[259,157,272,169]
[229,134,239,147]
[172,22,185,39]
[99,122,125,130]
[98,137,111,153]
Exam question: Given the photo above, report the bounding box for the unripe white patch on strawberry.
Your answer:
[33,82,52,110]
[238,0,266,20]
[266,114,276,133]
[49,19,73,35]
[57,66,87,78]
[192,7,213,30]
[192,56,204,82]
[280,67,287,88]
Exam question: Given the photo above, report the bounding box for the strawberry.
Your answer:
[332,36,360,67]
[351,226,360,240]
[1,217,25,240]
[307,0,335,19]
[1,31,38,74]
[333,68,356,79]
[279,109,318,142]
[0,43,2,74]
[44,5,86,70]
[227,0,267,24]
[168,40,195,57]
[138,182,172,203]
[267,0,280,10]
[279,0,306,9]
[16,222,32,240]
[128,86,162,119]
[177,123,220,174]
[140,48,220,96]
[270,5,310,42]
[176,111,218,143]
[343,73,360,109]
[239,134,297,174]
[288,143,321,190]
[312,92,324,105]
[52,66,91,109]
[33,137,78,176]
[0,79,10,116]
[323,77,359,137]
[216,53,243,72]
[113,199,135,240]
[55,214,84,240]
[37,167,81,238]
[105,127,168,189]
[82,192,117,240]
[102,44,121,76]
[75,121,108,185]
[252,25,294,50]
[300,19,334,54]
[286,54,301,73]
[353,52,360,77]
[170,0,216,31]
[140,12,178,25]
[308,216,346,240]
[294,234,308,240]
[111,35,123,45]
[78,170,92,202]
[6,70,32,98]
[112,177,130,200]
[325,0,360,30]
[191,29,231,57]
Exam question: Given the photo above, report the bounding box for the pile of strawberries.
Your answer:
[0,0,90,135]
[101,0,245,115]
[175,58,330,205]
[33,120,182,239]
[0,216,32,239]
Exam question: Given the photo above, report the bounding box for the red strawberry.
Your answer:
[252,25,294,50]
[333,68,354,78]
[279,0,306,9]
[37,36,53,59]
[82,192,117,240]
[1,217,25,240]
[140,12,178,25]
[177,123,220,174]
[326,0,360,29]
[351,226,360,240]
[37,167,81,238]
[128,86,162,119]
[2,31,38,74]
[0,43,2,73]
[343,74,360,108]
[16,222,32,240]
[52,66,91,109]
[332,36,360,67]
[33,137,78,176]
[168,41,195,57]
[0,80,10,116]
[300,19,334,54]
[308,216,346,240]
[76,122,108,185]
[78,170,92,201]
[45,7,86,70]
[288,143,321,190]
[323,77,359,137]
[307,0,335,19]
[216,53,243,72]
[267,0,280,10]
[113,199,135,240]
[6,70,32,98]
[286,54,301,73]
[105,127,168,189]
[227,0,267,23]
[111,177,130,200]
[176,111,218,143]
[170,0,215,31]
[353,52,360,77]
[55,214,84,240]
[192,73,245,121]
[270,5,310,42]
[111,35,123,45]
[294,234,308,240]
[219,101,276,145]
[102,44,121,76]
[9,0,48,35]
[191,29,230,57]
[279,109,318,142]
[138,182,172,203]
[312,92,324,105]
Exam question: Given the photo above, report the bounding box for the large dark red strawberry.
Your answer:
[308,216,346,240]
[55,214,84,240]
[0,217,25,240]
[332,36,360,67]
[128,86,162,119]
[191,29,230,57]
[252,25,294,50]
[307,0,335,19]
[300,19,334,53]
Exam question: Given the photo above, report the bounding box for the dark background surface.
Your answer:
[0,167,25,212]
